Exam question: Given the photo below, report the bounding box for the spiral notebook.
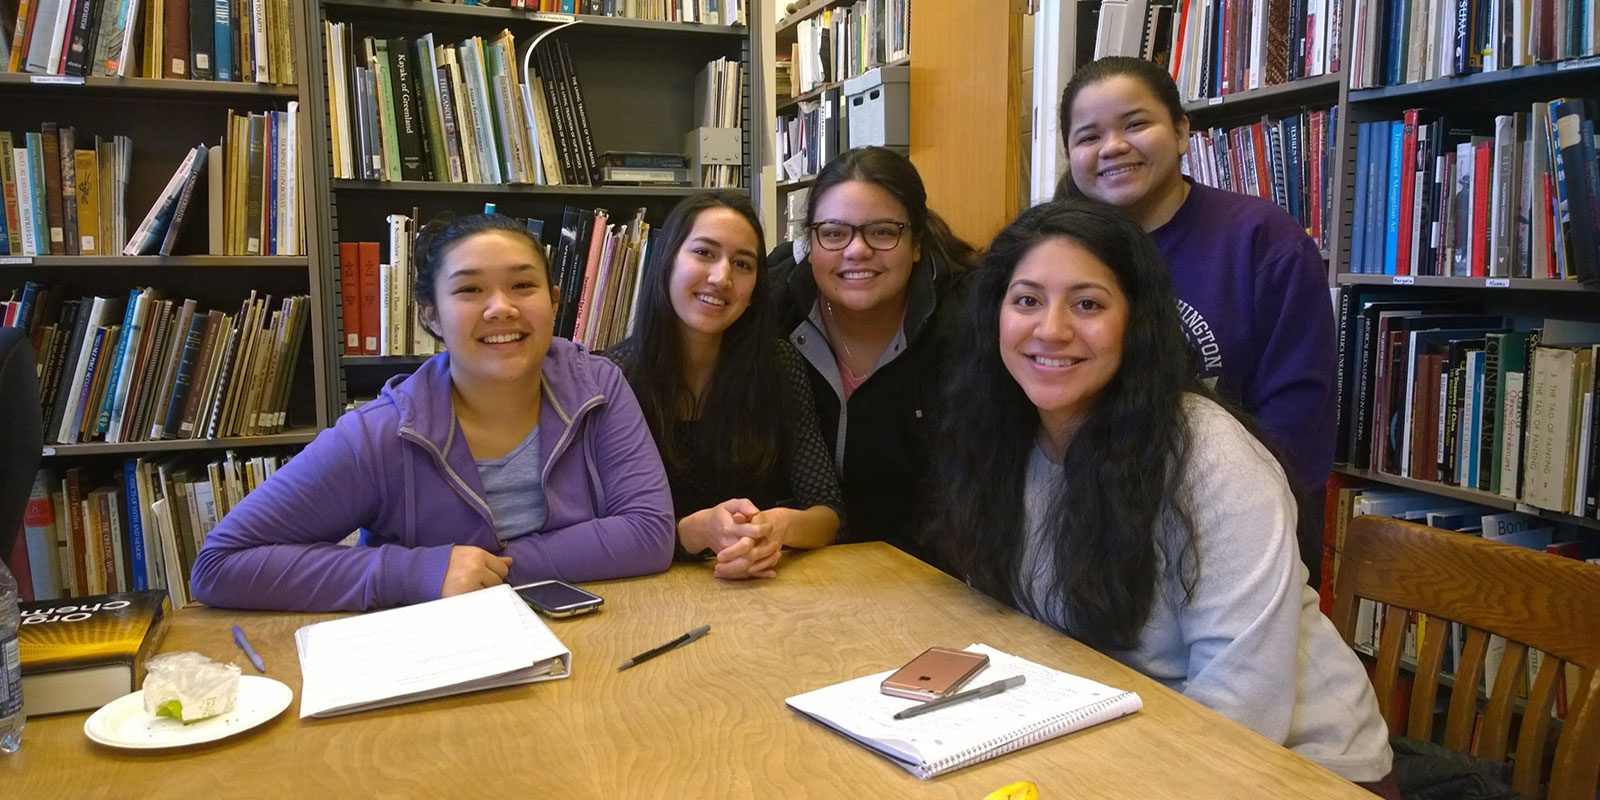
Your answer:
[785,644,1142,779]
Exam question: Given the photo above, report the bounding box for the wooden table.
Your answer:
[4,543,1374,798]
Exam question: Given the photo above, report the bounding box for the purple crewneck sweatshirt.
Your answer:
[1149,179,1337,491]
[190,340,675,612]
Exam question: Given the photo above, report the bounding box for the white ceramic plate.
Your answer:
[83,675,294,750]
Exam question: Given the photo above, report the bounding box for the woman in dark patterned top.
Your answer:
[607,191,843,579]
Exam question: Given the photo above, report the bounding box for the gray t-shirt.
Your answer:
[475,424,547,539]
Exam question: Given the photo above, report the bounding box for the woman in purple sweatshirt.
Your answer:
[1055,57,1337,582]
[190,214,675,612]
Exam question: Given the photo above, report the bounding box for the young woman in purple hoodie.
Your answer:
[190,214,675,612]
[1054,57,1337,583]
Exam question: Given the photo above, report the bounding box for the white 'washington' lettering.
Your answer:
[1175,299,1224,372]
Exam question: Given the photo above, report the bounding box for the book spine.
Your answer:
[558,40,601,186]
[23,471,62,600]
[123,459,147,591]
[214,0,232,80]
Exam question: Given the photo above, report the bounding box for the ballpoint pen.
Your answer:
[617,624,711,671]
[893,674,1026,720]
[232,625,266,673]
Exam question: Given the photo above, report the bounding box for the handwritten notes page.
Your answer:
[295,585,571,719]
[785,644,1142,779]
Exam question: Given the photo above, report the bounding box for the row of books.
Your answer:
[1347,99,1599,282]
[325,25,608,188]
[550,205,651,351]
[694,56,742,189]
[13,456,288,605]
[1179,106,1338,249]
[118,104,303,257]
[337,205,652,355]
[1347,0,1600,89]
[1327,484,1594,718]
[502,0,745,23]
[0,126,130,257]
[2,283,311,444]
[1095,0,1342,103]
[1,0,295,82]
[337,213,440,357]
[786,0,909,97]
[1335,294,1600,518]
[775,85,844,183]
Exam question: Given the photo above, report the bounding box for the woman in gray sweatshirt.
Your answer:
[929,200,1396,796]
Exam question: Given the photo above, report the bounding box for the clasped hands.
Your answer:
[678,498,795,580]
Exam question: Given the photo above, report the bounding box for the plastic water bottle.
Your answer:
[0,560,23,754]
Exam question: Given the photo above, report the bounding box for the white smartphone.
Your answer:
[514,580,604,617]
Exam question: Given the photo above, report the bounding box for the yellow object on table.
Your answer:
[983,781,1039,800]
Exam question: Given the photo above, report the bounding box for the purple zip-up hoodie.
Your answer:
[190,340,675,612]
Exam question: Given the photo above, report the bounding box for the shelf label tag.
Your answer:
[29,75,84,85]
[1557,56,1600,71]
[0,257,33,265]
[1485,277,1510,288]
[1392,275,1415,285]
[532,13,577,22]
[1208,96,1223,105]
[1513,502,1542,515]
[40,447,55,456]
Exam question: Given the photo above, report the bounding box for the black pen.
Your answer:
[617,624,711,671]
[893,674,1027,720]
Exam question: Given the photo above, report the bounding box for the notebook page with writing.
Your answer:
[786,644,1142,779]
[295,584,569,719]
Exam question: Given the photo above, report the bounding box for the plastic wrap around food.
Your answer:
[142,651,242,722]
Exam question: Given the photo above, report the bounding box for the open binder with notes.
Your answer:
[294,584,571,719]
[785,644,1142,779]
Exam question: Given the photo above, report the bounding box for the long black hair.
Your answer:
[1052,56,1189,203]
[932,199,1215,651]
[617,191,783,477]
[807,146,980,269]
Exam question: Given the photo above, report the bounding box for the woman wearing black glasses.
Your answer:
[768,146,978,562]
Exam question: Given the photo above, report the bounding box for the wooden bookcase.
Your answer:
[296,0,755,406]
[771,0,911,242]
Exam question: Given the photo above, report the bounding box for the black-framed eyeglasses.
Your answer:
[808,221,910,252]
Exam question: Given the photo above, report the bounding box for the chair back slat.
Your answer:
[1332,516,1600,800]
[1446,628,1491,751]
[1547,667,1600,800]
[1408,614,1452,740]
[1477,640,1527,762]
[1570,666,1593,715]
[1374,604,1409,727]
[1513,654,1565,799]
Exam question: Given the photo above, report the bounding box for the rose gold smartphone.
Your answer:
[879,647,990,701]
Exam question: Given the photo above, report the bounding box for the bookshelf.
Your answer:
[1,0,334,604]
[771,2,911,241]
[1327,15,1600,732]
[299,0,756,405]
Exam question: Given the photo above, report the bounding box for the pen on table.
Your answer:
[893,674,1026,720]
[232,625,266,673]
[617,624,710,671]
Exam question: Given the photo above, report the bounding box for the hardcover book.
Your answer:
[17,590,170,716]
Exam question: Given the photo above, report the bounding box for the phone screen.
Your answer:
[516,582,601,611]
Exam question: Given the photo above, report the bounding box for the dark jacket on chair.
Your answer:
[0,327,43,558]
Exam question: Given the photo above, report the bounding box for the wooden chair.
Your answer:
[1331,515,1600,800]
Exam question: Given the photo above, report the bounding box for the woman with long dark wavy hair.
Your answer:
[931,200,1396,796]
[608,192,842,579]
